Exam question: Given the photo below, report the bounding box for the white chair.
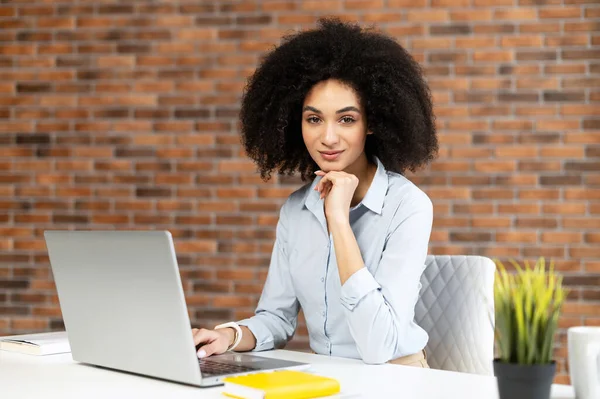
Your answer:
[415,255,496,375]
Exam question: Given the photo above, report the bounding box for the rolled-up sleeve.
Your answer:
[341,191,433,364]
[340,267,381,311]
[237,201,300,352]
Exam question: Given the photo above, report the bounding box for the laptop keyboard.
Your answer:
[199,358,258,377]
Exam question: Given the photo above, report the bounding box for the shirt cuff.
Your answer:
[236,317,275,352]
[339,267,381,311]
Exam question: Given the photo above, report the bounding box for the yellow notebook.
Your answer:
[222,370,340,399]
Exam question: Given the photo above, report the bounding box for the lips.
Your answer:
[319,150,343,161]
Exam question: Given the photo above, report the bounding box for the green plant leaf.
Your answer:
[493,257,566,365]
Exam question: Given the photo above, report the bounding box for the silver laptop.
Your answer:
[44,230,309,387]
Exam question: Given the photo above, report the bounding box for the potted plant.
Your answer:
[493,257,567,399]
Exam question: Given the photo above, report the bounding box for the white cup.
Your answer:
[568,326,600,399]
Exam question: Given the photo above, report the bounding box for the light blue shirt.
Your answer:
[237,157,433,364]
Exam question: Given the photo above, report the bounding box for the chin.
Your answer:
[317,165,345,173]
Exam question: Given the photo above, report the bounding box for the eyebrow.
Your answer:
[302,106,361,114]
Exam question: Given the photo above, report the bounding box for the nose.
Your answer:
[321,123,339,147]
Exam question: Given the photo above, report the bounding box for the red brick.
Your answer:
[543,203,586,215]
[175,241,217,254]
[185,295,212,306]
[255,188,295,199]
[473,161,516,173]
[216,269,256,281]
[493,8,537,20]
[496,175,537,186]
[216,215,253,226]
[497,232,538,243]
[406,9,449,22]
[8,317,45,331]
[13,239,46,251]
[496,146,538,158]
[516,218,559,229]
[174,187,211,198]
[453,204,493,214]
[91,215,129,225]
[32,307,62,317]
[565,189,600,200]
[344,0,384,9]
[446,120,489,131]
[451,176,491,186]
[565,133,600,144]
[195,171,235,184]
[501,35,543,47]
[565,217,600,229]
[518,189,561,200]
[156,148,194,158]
[361,12,404,23]
[472,218,512,228]
[546,35,590,47]
[518,161,562,172]
[412,38,453,50]
[542,232,583,244]
[565,21,600,32]
[212,296,254,308]
[563,302,600,317]
[195,201,236,213]
[562,104,600,116]
[539,7,582,18]
[154,174,193,185]
[256,215,279,227]
[540,146,585,158]
[156,201,193,212]
[277,15,315,24]
[545,65,587,76]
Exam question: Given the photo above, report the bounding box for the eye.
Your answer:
[340,116,356,124]
[306,116,321,124]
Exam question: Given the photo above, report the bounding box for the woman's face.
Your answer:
[301,79,371,174]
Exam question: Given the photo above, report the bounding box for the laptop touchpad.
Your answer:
[211,353,269,364]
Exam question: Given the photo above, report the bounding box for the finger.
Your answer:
[322,184,332,199]
[197,341,221,359]
[192,328,217,346]
[317,175,331,192]
[314,170,325,176]
[321,182,332,199]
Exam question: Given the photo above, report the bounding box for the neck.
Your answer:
[345,156,377,207]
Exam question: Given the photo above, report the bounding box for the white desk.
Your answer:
[1,349,575,399]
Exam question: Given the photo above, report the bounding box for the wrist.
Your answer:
[326,211,350,227]
[215,322,243,351]
[223,327,236,347]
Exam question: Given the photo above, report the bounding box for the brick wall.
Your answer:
[0,0,598,384]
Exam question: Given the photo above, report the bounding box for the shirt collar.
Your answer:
[359,156,387,215]
[303,156,388,220]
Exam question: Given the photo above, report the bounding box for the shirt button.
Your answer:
[322,311,326,317]
[321,277,325,282]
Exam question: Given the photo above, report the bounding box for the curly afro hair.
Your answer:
[240,17,438,181]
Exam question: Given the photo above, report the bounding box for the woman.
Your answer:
[193,17,438,366]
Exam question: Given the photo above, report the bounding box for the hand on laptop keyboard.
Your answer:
[192,328,233,359]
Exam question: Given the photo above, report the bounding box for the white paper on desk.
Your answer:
[324,394,364,398]
[0,331,70,355]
